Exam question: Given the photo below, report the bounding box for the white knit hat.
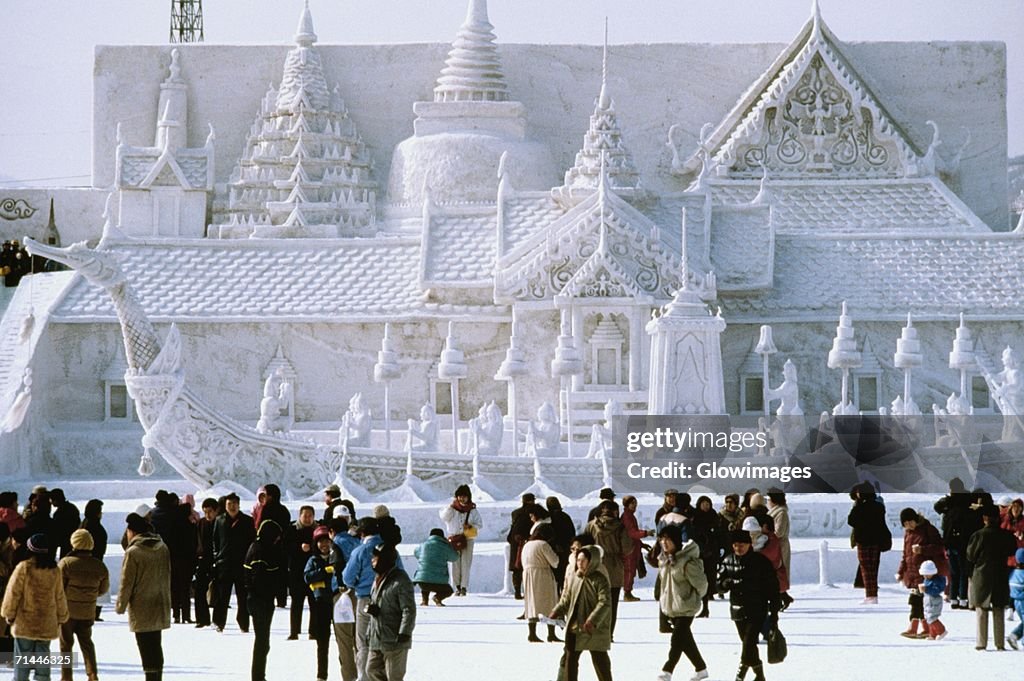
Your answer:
[919,560,938,576]
[741,516,761,533]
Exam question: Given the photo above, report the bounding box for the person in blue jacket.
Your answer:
[305,525,341,681]
[1008,548,1024,649]
[412,529,458,606]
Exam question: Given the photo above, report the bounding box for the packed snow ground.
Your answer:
[75,583,1017,681]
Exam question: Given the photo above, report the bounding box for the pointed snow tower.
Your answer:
[552,22,643,208]
[211,1,378,238]
[387,0,555,205]
[646,235,726,415]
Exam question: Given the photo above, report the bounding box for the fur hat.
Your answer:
[70,529,94,552]
[919,560,938,576]
[373,504,390,519]
[312,525,331,541]
[133,503,152,517]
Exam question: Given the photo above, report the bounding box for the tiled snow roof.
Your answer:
[709,206,772,290]
[719,234,1024,320]
[423,209,496,284]
[709,179,985,234]
[51,239,502,321]
[500,193,563,253]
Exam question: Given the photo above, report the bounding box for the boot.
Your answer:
[734,663,749,681]
[94,605,103,622]
[751,663,766,681]
[976,608,988,650]
[547,624,562,642]
[144,672,162,681]
[994,607,1006,650]
[928,620,947,640]
[527,619,543,643]
[697,597,710,618]
[900,618,921,639]
[421,595,429,606]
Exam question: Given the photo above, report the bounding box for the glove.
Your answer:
[325,565,334,574]
[397,633,411,644]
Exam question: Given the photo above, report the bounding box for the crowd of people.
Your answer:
[0,480,1021,681]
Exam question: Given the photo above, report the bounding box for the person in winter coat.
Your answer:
[305,524,346,681]
[412,529,458,606]
[742,516,788,595]
[765,491,792,610]
[717,530,779,681]
[549,544,613,681]
[0,492,25,534]
[689,496,723,617]
[57,529,109,681]
[1001,498,1024,568]
[257,484,291,609]
[522,524,561,643]
[150,490,194,624]
[49,489,81,560]
[933,478,977,608]
[965,505,1016,650]
[212,492,256,633]
[917,560,948,640]
[895,508,949,639]
[1,533,69,681]
[656,523,709,681]
[507,493,536,600]
[585,500,632,639]
[1007,548,1024,650]
[655,490,680,526]
[286,505,317,639]
[366,544,416,681]
[620,496,652,603]
[245,519,285,681]
[847,482,891,604]
[546,497,577,593]
[193,498,218,629]
[439,484,483,596]
[115,513,171,681]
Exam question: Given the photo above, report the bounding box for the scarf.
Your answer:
[451,500,476,513]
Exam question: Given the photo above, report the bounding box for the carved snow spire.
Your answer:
[276,1,329,112]
[433,0,510,103]
[155,49,188,151]
[553,20,641,207]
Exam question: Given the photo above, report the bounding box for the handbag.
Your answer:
[463,511,478,539]
[448,534,468,551]
[767,626,787,664]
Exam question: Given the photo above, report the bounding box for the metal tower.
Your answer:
[170,0,204,43]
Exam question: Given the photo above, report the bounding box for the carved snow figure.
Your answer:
[766,359,804,455]
[256,367,293,433]
[1,369,32,433]
[526,402,561,457]
[339,392,372,449]
[406,403,440,452]
[586,399,620,459]
[469,401,504,456]
[983,347,1024,441]
[933,393,975,448]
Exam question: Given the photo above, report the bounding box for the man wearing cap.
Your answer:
[717,530,780,681]
[323,485,345,525]
[58,528,109,681]
[366,544,415,681]
[587,488,617,523]
[116,513,171,681]
[507,494,536,600]
[212,493,256,633]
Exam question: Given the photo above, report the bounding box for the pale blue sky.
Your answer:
[0,0,1020,186]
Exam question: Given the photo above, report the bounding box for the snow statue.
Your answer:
[765,359,804,455]
[1,368,32,433]
[468,401,504,456]
[893,314,923,416]
[339,392,372,449]
[827,302,862,415]
[933,393,975,448]
[256,367,294,433]
[406,403,440,452]
[525,401,561,457]
[587,399,621,459]
[982,346,1024,441]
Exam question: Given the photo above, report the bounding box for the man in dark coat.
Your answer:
[49,489,80,559]
[507,493,536,600]
[149,491,194,624]
[933,477,978,608]
[847,482,890,604]
[244,519,286,681]
[366,544,416,681]
[286,505,317,640]
[718,530,779,681]
[966,505,1017,650]
[257,484,291,608]
[546,496,576,593]
[193,498,218,628]
[212,493,256,632]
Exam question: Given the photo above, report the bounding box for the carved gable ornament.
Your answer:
[701,8,922,180]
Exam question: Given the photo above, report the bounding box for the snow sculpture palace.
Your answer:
[2,0,1023,497]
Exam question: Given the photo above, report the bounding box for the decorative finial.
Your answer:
[598,18,611,110]
[295,0,318,46]
[597,149,610,199]
[907,311,913,328]
[205,122,215,146]
[810,0,824,37]
[115,121,125,146]
[680,211,691,291]
[467,0,490,26]
[167,49,182,82]
[841,300,848,316]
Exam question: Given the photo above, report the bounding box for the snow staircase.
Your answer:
[562,388,648,439]
[0,272,74,421]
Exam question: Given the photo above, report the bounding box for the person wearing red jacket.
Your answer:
[895,508,948,639]
[620,496,651,602]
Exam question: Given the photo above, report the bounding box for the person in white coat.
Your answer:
[439,485,483,596]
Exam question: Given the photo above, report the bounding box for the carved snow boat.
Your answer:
[25,237,607,498]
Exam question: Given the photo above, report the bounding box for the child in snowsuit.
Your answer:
[918,560,947,640]
[1008,548,1024,649]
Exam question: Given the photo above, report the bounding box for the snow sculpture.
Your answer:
[373,323,401,449]
[256,367,294,434]
[437,322,468,452]
[468,401,504,456]
[339,392,372,449]
[587,399,620,459]
[948,313,977,412]
[1,368,32,433]
[406,403,440,452]
[765,358,804,455]
[933,393,974,447]
[893,314,923,416]
[526,402,561,457]
[550,312,583,457]
[982,347,1024,441]
[827,302,862,415]
[495,310,528,455]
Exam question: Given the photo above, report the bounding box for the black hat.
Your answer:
[730,529,752,544]
[125,512,151,534]
[521,493,536,503]
[599,487,616,500]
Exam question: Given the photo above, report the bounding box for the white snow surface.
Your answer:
[76,583,1018,680]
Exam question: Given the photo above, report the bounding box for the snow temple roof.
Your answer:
[51,240,506,322]
[718,233,1024,321]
